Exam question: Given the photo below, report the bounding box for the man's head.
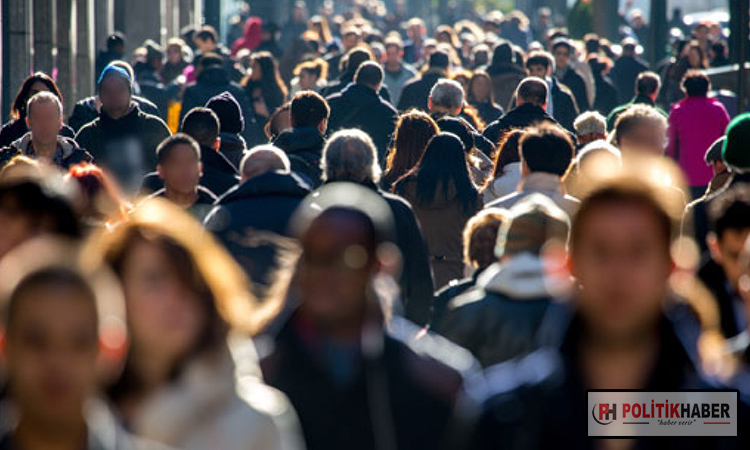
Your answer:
[341,27,362,52]
[574,111,607,145]
[570,179,675,342]
[635,71,661,101]
[354,61,384,92]
[240,145,290,183]
[516,77,548,108]
[707,184,750,293]
[613,104,667,155]
[193,26,219,52]
[682,69,710,98]
[526,51,554,79]
[407,18,425,42]
[156,134,202,196]
[384,37,404,65]
[519,125,574,178]
[25,92,63,147]
[293,184,394,332]
[290,91,329,135]
[428,49,451,72]
[180,107,220,150]
[106,33,126,55]
[97,63,134,116]
[428,79,464,116]
[551,38,573,70]
[322,129,381,184]
[621,37,638,56]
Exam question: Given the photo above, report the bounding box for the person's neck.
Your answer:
[31,139,58,160]
[579,324,661,390]
[385,60,402,71]
[165,187,198,208]
[104,104,131,120]
[14,412,87,450]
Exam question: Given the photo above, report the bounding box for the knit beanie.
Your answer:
[722,113,750,171]
[205,91,244,134]
[97,63,133,93]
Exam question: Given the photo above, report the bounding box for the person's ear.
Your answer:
[707,232,723,263]
[198,162,204,178]
[375,242,402,279]
[427,97,433,111]
[97,320,128,384]
[318,118,328,135]
[157,164,164,180]
[25,117,31,129]
[214,137,221,151]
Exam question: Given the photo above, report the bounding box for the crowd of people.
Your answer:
[0,1,750,449]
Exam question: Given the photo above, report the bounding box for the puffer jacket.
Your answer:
[0,132,93,170]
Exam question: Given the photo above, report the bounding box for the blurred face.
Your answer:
[342,33,360,51]
[158,144,202,196]
[167,45,182,64]
[5,285,98,423]
[710,229,750,293]
[385,45,401,64]
[298,70,319,90]
[120,241,206,363]
[298,213,375,331]
[27,101,63,146]
[553,46,570,69]
[409,24,425,41]
[618,121,667,155]
[251,61,263,81]
[98,76,132,116]
[471,76,492,101]
[528,64,548,79]
[571,203,672,341]
[194,37,214,52]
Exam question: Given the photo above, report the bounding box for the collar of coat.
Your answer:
[11,132,79,160]
[518,172,563,194]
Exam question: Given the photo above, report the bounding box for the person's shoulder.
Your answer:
[138,110,171,131]
[75,118,102,137]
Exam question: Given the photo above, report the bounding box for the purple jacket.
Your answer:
[667,96,730,187]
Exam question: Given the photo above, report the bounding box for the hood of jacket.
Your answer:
[219,171,310,204]
[273,126,324,155]
[477,252,572,299]
[10,132,83,160]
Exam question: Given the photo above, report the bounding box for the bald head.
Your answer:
[240,145,290,182]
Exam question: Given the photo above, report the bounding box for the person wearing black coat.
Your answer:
[609,40,649,104]
[260,182,477,450]
[179,56,251,126]
[205,91,249,168]
[396,50,451,112]
[483,78,560,146]
[67,95,161,133]
[321,128,436,326]
[326,63,398,167]
[552,39,590,112]
[205,146,310,294]
[589,57,620,116]
[272,91,330,188]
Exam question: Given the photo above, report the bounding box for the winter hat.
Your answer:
[495,193,570,258]
[205,91,244,134]
[97,63,133,93]
[491,41,513,66]
[705,136,726,164]
[722,113,750,171]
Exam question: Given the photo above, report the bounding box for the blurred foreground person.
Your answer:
[321,129,434,325]
[437,195,571,367]
[394,133,482,290]
[90,199,303,450]
[205,145,310,296]
[65,163,131,230]
[260,183,477,450]
[0,92,92,170]
[0,239,163,450]
[475,158,747,449]
[149,134,217,221]
[0,178,81,262]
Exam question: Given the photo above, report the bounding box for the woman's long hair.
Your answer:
[491,129,525,180]
[87,199,281,401]
[244,51,289,114]
[11,72,63,120]
[384,110,439,187]
[395,132,479,215]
